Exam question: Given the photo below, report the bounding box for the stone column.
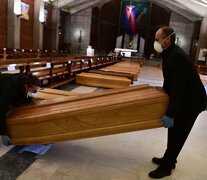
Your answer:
[51,6,60,50]
[66,8,92,55]
[7,0,21,49]
[33,0,44,50]
[196,17,207,59]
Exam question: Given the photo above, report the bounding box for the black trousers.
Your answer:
[161,111,201,168]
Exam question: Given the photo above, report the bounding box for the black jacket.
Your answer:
[0,73,33,135]
[161,44,207,119]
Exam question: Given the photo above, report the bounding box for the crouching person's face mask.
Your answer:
[25,85,39,98]
[27,91,38,98]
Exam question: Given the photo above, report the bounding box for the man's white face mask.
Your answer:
[154,32,175,53]
[154,41,163,53]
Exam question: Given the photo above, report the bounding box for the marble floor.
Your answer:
[1,66,207,180]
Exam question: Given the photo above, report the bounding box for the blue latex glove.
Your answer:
[161,115,174,128]
[1,135,11,146]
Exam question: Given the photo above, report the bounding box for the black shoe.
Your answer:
[149,166,171,179]
[152,157,163,165]
[152,157,176,169]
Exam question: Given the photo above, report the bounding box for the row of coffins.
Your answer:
[76,60,141,88]
[101,60,141,80]
[6,84,168,145]
[76,72,131,89]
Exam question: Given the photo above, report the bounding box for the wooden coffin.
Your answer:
[101,67,139,80]
[76,72,131,89]
[101,61,141,81]
[111,61,141,70]
[37,88,78,100]
[88,69,134,84]
[6,84,169,145]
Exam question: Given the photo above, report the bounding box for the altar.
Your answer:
[114,48,138,57]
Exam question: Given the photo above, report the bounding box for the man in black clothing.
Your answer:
[0,73,40,144]
[149,26,207,179]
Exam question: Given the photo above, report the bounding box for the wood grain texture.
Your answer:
[76,72,131,89]
[20,0,34,49]
[101,61,141,80]
[37,88,78,100]
[88,69,134,84]
[0,0,7,48]
[6,85,168,145]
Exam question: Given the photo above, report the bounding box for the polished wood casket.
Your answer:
[6,84,168,145]
[76,72,131,89]
[101,61,141,80]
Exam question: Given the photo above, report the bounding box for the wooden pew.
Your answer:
[196,64,207,75]
[0,48,71,59]
[0,58,50,74]
[90,57,103,68]
[105,56,116,66]
[80,58,91,71]
[47,58,75,88]
[0,62,26,74]
[6,84,169,145]
[26,60,52,86]
[71,59,82,74]
[0,56,118,88]
[51,58,69,78]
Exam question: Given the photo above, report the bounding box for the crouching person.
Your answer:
[0,73,40,145]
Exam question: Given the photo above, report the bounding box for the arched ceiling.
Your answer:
[48,0,113,14]
[149,0,207,21]
[47,0,207,21]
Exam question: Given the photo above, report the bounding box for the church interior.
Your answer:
[0,0,207,179]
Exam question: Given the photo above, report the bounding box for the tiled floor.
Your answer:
[1,65,207,180]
